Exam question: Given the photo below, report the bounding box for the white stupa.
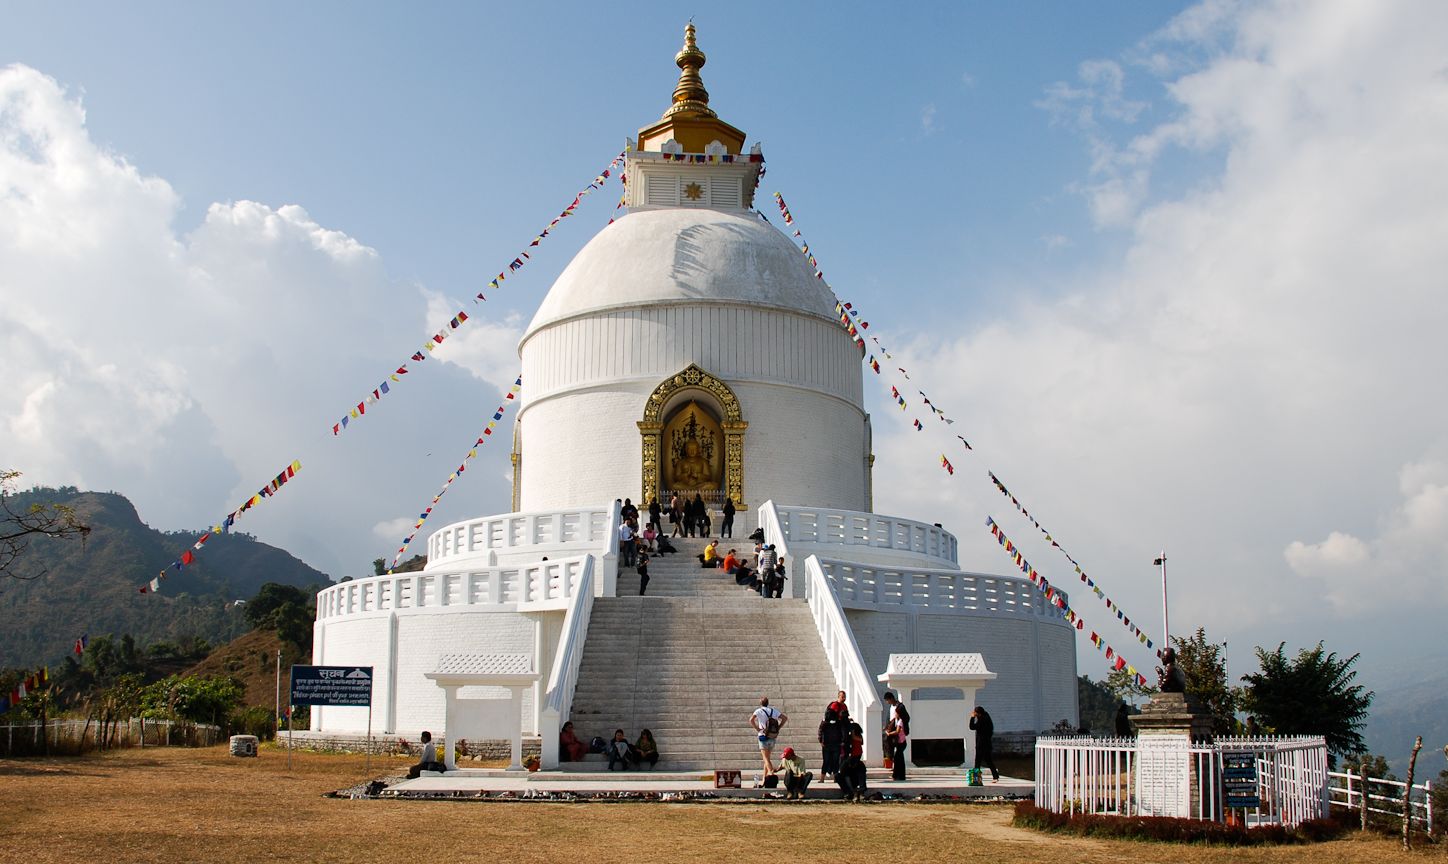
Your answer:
[309,25,1077,770]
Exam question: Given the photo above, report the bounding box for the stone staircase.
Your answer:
[566,537,839,770]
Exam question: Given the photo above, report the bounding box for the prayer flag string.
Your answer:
[387,377,522,572]
[139,459,303,595]
[774,187,1158,657]
[987,517,1148,687]
[332,153,624,437]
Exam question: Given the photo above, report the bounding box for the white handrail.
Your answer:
[761,501,958,568]
[315,554,594,620]
[803,555,883,767]
[538,557,596,769]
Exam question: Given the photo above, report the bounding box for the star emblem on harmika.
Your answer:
[684,181,704,200]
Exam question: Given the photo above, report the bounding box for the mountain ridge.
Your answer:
[1,487,328,669]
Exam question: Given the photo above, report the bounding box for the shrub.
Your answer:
[1012,801,1344,845]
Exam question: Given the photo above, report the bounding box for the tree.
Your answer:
[1240,642,1373,762]
[372,558,387,576]
[244,582,314,649]
[1,470,90,582]
[1078,675,1133,734]
[1172,627,1238,735]
[1103,667,1156,706]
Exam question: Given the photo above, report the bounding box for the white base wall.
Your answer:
[310,609,561,735]
[845,608,1079,735]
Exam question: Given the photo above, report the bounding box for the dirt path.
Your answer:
[0,747,1420,864]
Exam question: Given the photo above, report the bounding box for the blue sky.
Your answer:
[6,0,1448,717]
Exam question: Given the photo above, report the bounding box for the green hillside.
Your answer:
[0,487,328,669]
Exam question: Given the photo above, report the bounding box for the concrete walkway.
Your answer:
[385,766,1031,800]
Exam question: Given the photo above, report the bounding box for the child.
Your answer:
[637,552,651,596]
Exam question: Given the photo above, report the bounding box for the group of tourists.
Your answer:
[558,721,660,770]
[746,692,1001,799]
[700,535,788,598]
[661,493,736,539]
[749,692,868,800]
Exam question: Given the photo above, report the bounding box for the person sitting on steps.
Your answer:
[697,539,719,569]
[606,728,638,771]
[634,729,659,769]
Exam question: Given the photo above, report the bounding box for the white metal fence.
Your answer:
[1035,735,1331,827]
[1329,766,1433,833]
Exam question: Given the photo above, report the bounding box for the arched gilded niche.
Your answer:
[638,364,747,508]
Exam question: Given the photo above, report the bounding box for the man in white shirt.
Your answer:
[750,695,788,775]
[618,520,636,568]
[406,730,445,778]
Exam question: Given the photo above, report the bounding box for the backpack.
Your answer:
[760,707,781,737]
[589,736,606,753]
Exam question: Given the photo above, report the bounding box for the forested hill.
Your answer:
[0,487,328,669]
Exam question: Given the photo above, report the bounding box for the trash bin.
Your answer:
[229,735,259,757]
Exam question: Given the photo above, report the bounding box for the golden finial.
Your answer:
[665,22,717,119]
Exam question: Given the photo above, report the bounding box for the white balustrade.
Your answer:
[817,558,1064,619]
[760,501,958,568]
[316,554,595,620]
[425,505,616,568]
[803,555,883,766]
[538,559,596,769]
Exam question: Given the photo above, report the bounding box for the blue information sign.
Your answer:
[290,665,374,707]
[1221,751,1261,809]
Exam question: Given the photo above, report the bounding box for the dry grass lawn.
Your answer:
[0,746,1431,863]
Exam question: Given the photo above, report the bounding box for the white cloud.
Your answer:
[0,63,516,579]
[920,103,937,135]
[1287,451,1448,613]
[874,0,1448,668]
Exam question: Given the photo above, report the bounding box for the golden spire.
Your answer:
[636,22,746,154]
[664,23,717,119]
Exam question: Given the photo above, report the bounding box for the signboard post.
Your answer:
[290,665,375,773]
[1222,750,1261,812]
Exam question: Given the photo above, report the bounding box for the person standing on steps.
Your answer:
[883,691,909,781]
[618,517,636,568]
[669,494,683,537]
[818,690,849,778]
[751,696,787,774]
[721,497,735,538]
[636,551,650,596]
[970,705,999,782]
[648,497,662,533]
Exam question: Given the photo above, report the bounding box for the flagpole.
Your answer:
[1157,551,1169,650]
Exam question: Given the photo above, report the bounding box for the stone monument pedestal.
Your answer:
[1131,693,1214,818]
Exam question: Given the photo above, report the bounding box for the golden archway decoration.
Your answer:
[638,364,747,508]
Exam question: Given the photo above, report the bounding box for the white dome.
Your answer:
[525,208,839,337]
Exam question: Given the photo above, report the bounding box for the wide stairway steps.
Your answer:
[567,537,838,770]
